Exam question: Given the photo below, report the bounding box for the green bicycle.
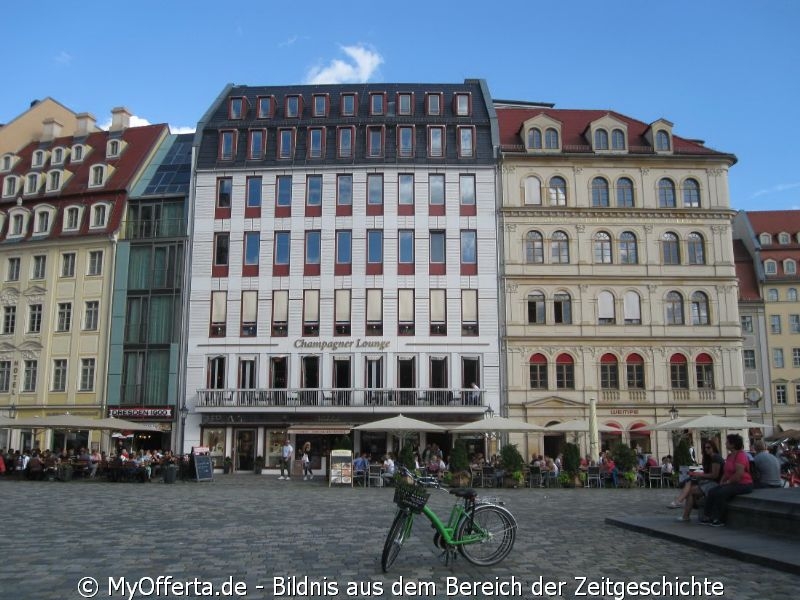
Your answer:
[381,467,517,572]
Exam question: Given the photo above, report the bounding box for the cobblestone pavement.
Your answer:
[0,475,795,600]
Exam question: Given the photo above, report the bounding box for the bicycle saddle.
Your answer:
[449,487,477,498]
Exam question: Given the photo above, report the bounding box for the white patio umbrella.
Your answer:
[450,415,547,433]
[652,414,764,431]
[354,414,444,449]
[589,398,600,461]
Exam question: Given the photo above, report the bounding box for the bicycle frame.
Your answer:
[396,496,485,547]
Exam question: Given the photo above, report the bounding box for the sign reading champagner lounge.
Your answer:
[293,338,391,351]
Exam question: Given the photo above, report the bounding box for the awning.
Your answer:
[778,422,800,431]
[287,425,352,435]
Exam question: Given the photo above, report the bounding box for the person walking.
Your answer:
[279,439,294,480]
[301,442,313,481]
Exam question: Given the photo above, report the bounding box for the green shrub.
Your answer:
[449,439,469,473]
[673,438,693,471]
[563,442,581,476]
[398,443,415,470]
[333,435,352,450]
[499,443,524,473]
[611,443,637,472]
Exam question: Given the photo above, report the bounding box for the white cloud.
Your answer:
[304,44,384,85]
[751,182,800,199]
[54,51,73,65]
[171,125,196,134]
[98,114,152,130]
[279,35,299,48]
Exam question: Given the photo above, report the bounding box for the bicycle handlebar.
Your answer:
[398,466,446,491]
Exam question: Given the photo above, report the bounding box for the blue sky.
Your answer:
[1,1,798,211]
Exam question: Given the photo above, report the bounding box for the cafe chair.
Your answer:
[368,464,384,488]
[648,466,664,488]
[586,466,602,488]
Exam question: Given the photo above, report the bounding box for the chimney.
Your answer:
[109,106,132,131]
[41,118,63,142]
[75,112,96,136]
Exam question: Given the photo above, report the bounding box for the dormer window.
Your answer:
[655,130,671,151]
[397,93,413,115]
[369,93,385,115]
[785,259,797,274]
[257,96,274,118]
[72,145,84,162]
[25,173,41,195]
[34,209,52,234]
[90,165,106,187]
[764,260,777,274]
[64,206,82,231]
[312,94,327,117]
[454,93,471,116]
[47,171,61,192]
[285,95,300,118]
[52,148,65,165]
[91,204,108,228]
[340,93,356,116]
[3,176,18,198]
[594,129,609,150]
[779,232,791,244]
[611,129,626,150]
[527,128,542,149]
[107,140,120,157]
[426,93,442,116]
[32,150,46,167]
[759,233,772,245]
[545,128,559,149]
[11,214,24,236]
[229,97,244,119]
[1,154,13,171]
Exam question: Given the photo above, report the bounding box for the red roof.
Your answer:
[495,107,729,157]
[746,210,800,237]
[733,240,760,301]
[0,124,167,243]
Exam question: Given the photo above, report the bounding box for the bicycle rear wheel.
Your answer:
[455,504,516,566]
[381,511,414,572]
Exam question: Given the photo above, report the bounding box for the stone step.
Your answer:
[725,487,800,538]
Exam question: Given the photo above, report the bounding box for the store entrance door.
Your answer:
[235,429,256,471]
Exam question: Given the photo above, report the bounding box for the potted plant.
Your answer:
[223,456,233,474]
[254,455,265,475]
[558,472,572,487]
[499,443,524,488]
[611,443,638,488]
[448,439,471,487]
[563,442,581,487]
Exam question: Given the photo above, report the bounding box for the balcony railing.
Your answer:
[196,387,485,409]
[123,218,186,239]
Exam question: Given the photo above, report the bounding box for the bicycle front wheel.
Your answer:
[381,511,414,572]
[455,504,516,566]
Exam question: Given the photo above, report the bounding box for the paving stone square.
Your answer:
[0,475,794,600]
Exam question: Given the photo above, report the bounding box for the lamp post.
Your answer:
[178,403,189,457]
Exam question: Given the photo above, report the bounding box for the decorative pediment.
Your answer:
[0,287,20,305]
[23,285,47,304]
[522,395,586,408]
[18,340,42,360]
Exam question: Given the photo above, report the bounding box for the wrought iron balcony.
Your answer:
[196,387,485,410]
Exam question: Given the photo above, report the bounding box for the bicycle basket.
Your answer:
[393,482,430,513]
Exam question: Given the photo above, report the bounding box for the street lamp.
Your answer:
[669,405,679,421]
[484,405,495,419]
[178,403,189,456]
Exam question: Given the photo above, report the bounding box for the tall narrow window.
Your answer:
[257,96,273,118]
[550,231,569,264]
[616,177,634,207]
[246,176,262,213]
[548,176,566,205]
[0,362,10,393]
[367,174,383,215]
[611,129,626,150]
[555,354,575,389]
[229,97,243,119]
[88,250,103,276]
[244,232,260,268]
[461,289,478,336]
[527,292,546,324]
[593,232,612,264]
[554,292,572,324]
[285,96,300,117]
[691,291,710,325]
[340,94,355,116]
[273,231,290,276]
[525,232,544,264]
[367,230,383,274]
[61,253,76,277]
[217,177,232,209]
[430,231,446,275]
[591,177,609,207]
[52,359,68,392]
[7,257,19,281]
[276,175,292,217]
[687,232,705,265]
[278,129,294,159]
[303,290,320,336]
[397,93,413,115]
[460,230,477,275]
[544,128,559,149]
[429,174,445,215]
[683,178,701,207]
[84,301,99,330]
[662,232,680,265]
[528,128,542,149]
[79,358,96,391]
[626,354,645,389]
[665,291,684,325]
[459,174,476,215]
[594,129,609,150]
[696,354,714,389]
[308,128,324,158]
[658,178,676,208]
[57,302,72,332]
[367,126,383,157]
[2,306,16,334]
[398,126,414,157]
[210,291,227,336]
[248,130,264,160]
[335,230,352,275]
[398,289,415,335]
[213,233,229,269]
[28,304,42,333]
[655,130,670,151]
[312,94,327,117]
[458,127,474,157]
[454,93,470,115]
[600,354,619,389]
[398,230,414,274]
[306,175,322,217]
[304,230,321,275]
[241,291,257,337]
[524,176,541,205]
[23,360,37,392]
[338,127,353,158]
[430,289,446,335]
[272,290,288,336]
[219,131,235,160]
[32,255,46,279]
[670,354,688,388]
[366,289,383,335]
[398,174,414,213]
[529,354,548,389]
[337,174,352,216]
[427,93,441,115]
[598,291,615,324]
[619,231,638,264]
[334,289,351,335]
[428,126,444,157]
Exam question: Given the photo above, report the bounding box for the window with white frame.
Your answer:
[1,154,12,171]
[527,292,545,324]
[10,213,25,236]
[619,231,638,264]
[6,257,20,281]
[47,171,61,191]
[775,384,787,404]
[597,291,616,324]
[0,362,11,392]
[773,348,785,369]
[791,314,800,333]
[57,302,72,332]
[88,250,103,275]
[52,359,68,392]
[72,145,84,162]
[768,289,779,302]
[779,232,790,244]
[91,204,108,227]
[64,206,81,230]
[665,291,684,325]
[61,253,76,277]
[764,260,777,274]
[785,260,797,274]
[84,301,99,330]
[90,165,105,187]
[740,315,753,332]
[759,233,772,245]
[461,289,478,336]
[793,347,800,367]
[34,210,51,234]
[107,140,121,157]
[52,148,65,165]
[743,349,756,370]
[80,358,96,391]
[26,173,40,194]
[22,360,37,392]
[33,150,45,167]
[2,306,15,334]
[32,255,46,280]
[3,175,17,197]
[554,292,572,324]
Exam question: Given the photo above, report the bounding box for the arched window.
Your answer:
[524,176,541,205]
[527,292,546,324]
[767,288,779,302]
[554,291,572,324]
[48,171,61,191]
[764,260,777,275]
[591,177,610,207]
[529,353,548,389]
[544,128,559,149]
[788,288,798,301]
[594,129,609,150]
[691,291,710,325]
[91,165,105,187]
[658,178,676,208]
[620,231,638,264]
[594,231,612,264]
[695,353,714,389]
[555,353,574,389]
[26,173,39,194]
[600,353,619,389]
[683,178,700,207]
[655,130,670,151]
[662,232,680,265]
[550,231,569,264]
[623,291,641,324]
[669,354,688,389]
[527,128,542,149]
[598,291,615,324]
[759,233,772,245]
[611,129,625,150]
[548,176,567,205]
[785,260,797,275]
[779,232,791,244]
[626,353,645,389]
[525,231,544,264]
[616,177,634,207]
[687,232,705,265]
[665,291,684,325]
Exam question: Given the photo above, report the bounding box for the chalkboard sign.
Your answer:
[194,454,214,482]
[329,450,353,487]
